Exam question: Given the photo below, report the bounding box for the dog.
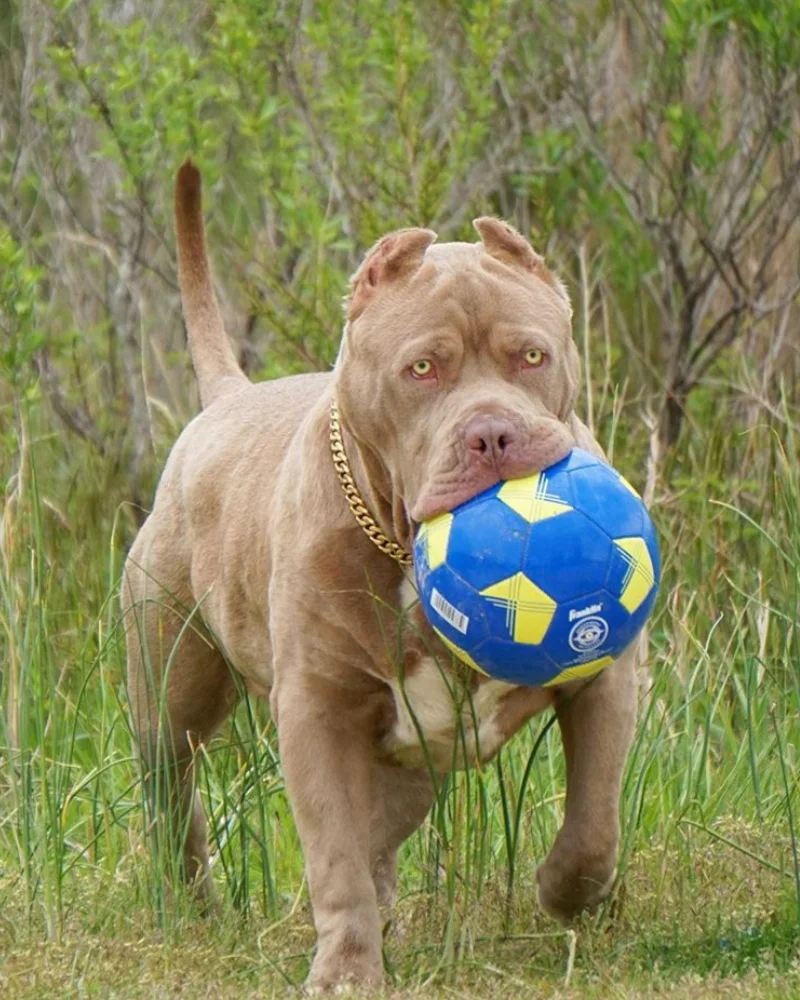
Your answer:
[123,161,638,991]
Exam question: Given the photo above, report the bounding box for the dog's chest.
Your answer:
[383,658,513,770]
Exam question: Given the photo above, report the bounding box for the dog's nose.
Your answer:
[464,416,518,465]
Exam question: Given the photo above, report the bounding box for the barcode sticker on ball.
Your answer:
[430,588,469,634]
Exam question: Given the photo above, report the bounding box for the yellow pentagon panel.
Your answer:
[480,572,557,645]
[614,537,656,613]
[544,655,614,687]
[617,473,641,499]
[498,472,572,524]
[418,512,453,570]
[434,628,488,676]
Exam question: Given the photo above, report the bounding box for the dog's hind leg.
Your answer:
[123,565,238,910]
[369,764,433,914]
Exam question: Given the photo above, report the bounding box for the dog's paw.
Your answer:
[188,870,223,918]
[305,944,383,995]
[305,970,384,997]
[536,853,617,922]
[305,983,382,998]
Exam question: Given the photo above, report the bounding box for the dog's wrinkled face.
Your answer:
[335,218,579,528]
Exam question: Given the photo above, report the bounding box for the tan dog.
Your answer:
[123,162,638,991]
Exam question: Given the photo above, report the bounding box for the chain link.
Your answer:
[329,401,413,566]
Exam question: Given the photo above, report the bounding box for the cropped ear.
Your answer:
[347,228,437,320]
[473,217,571,310]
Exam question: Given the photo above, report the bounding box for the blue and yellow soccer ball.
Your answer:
[413,449,660,687]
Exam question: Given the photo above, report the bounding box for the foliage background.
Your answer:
[1,1,799,996]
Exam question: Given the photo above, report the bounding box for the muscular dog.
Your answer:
[123,161,638,991]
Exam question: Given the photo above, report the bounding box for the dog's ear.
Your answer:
[473,217,571,310]
[347,228,437,320]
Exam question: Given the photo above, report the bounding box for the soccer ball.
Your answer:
[412,448,660,687]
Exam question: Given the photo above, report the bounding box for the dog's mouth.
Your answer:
[409,421,574,524]
[410,467,506,523]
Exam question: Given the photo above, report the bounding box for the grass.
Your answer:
[1,383,799,998]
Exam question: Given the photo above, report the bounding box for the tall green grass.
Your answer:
[1,387,799,989]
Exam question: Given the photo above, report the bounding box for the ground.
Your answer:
[2,819,798,999]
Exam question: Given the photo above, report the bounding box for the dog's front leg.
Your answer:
[536,645,638,920]
[273,673,384,992]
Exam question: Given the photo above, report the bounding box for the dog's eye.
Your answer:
[522,348,545,368]
[411,359,435,379]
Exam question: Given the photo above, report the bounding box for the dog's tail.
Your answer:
[174,159,248,408]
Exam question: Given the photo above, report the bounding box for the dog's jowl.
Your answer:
[123,161,638,992]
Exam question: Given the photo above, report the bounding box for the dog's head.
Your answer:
[334,218,579,530]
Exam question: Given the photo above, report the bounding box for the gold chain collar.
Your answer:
[329,400,413,566]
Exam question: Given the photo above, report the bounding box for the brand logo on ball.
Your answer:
[568,602,603,621]
[568,615,609,653]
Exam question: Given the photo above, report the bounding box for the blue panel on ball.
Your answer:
[447,495,528,591]
[471,636,559,686]
[567,463,645,539]
[450,479,504,515]
[523,511,611,602]
[550,447,600,474]
[541,589,638,668]
[415,562,489,653]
